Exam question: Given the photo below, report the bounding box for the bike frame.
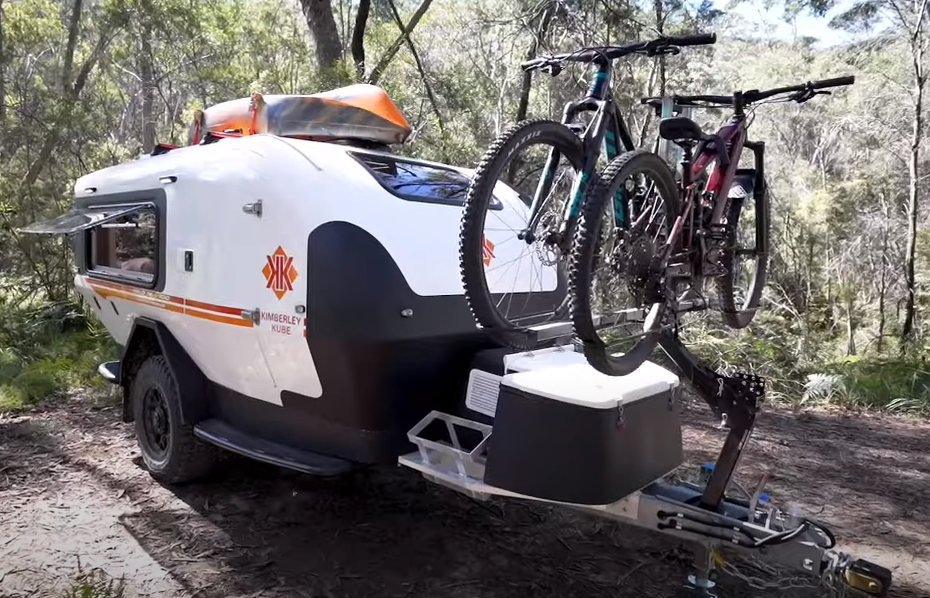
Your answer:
[660,92,759,274]
[522,61,637,240]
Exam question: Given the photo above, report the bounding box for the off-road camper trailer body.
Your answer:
[50,130,567,468]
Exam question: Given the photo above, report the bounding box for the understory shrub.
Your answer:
[0,285,117,411]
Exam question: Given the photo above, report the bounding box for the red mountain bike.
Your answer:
[569,75,855,377]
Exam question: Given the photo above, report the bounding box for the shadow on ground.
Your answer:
[1,395,928,598]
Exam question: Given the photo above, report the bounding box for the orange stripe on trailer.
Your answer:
[87,280,252,328]
[89,279,180,304]
[184,297,243,316]
[91,284,185,315]
[184,306,253,327]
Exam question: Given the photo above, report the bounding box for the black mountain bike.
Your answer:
[457,32,717,350]
[569,76,855,376]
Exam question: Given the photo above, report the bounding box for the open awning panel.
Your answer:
[17,203,147,236]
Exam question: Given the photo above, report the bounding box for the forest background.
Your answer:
[0,0,928,415]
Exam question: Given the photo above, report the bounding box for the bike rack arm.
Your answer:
[657,331,764,511]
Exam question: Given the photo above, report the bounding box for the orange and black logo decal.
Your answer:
[262,246,298,300]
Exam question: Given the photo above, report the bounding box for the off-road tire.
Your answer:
[458,118,585,350]
[715,173,770,329]
[131,354,219,484]
[569,149,680,377]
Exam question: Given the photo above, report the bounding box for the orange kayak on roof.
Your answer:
[190,83,412,146]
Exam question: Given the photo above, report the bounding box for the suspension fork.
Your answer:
[743,139,768,256]
[522,98,610,245]
[520,100,579,239]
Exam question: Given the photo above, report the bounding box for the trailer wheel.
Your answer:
[131,354,218,484]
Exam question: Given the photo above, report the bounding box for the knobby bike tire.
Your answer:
[569,149,680,377]
[458,118,585,349]
[715,174,771,329]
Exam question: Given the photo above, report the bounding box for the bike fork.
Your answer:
[521,101,579,239]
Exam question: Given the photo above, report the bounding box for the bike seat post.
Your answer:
[680,143,693,189]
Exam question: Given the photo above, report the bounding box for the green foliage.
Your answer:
[819,357,930,414]
[61,558,126,598]
[0,285,118,412]
[0,0,926,420]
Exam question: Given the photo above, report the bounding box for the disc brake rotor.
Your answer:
[534,208,563,267]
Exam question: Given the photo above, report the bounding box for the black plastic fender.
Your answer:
[119,317,209,426]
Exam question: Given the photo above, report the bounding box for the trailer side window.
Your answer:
[88,206,158,284]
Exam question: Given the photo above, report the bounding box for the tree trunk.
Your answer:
[385,0,444,144]
[61,0,83,91]
[514,3,554,124]
[878,195,889,353]
[846,296,856,356]
[505,3,554,183]
[299,0,342,71]
[878,260,887,353]
[0,0,5,124]
[351,0,371,80]
[654,0,666,96]
[20,5,114,188]
[901,43,924,352]
[140,33,156,153]
[366,0,434,85]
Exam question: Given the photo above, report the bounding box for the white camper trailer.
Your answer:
[19,83,891,598]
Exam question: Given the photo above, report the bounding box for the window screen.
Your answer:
[18,203,146,236]
[350,152,503,209]
[89,206,158,285]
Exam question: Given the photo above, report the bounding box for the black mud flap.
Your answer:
[120,317,209,426]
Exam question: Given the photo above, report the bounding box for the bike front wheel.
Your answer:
[716,171,771,329]
[459,118,585,350]
[569,149,681,377]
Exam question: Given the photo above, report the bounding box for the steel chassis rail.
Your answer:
[397,324,892,597]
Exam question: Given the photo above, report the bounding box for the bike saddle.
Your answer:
[658,116,729,167]
[658,116,708,142]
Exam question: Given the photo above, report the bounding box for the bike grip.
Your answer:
[666,32,717,46]
[813,75,855,89]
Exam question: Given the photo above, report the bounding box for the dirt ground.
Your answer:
[1,388,929,598]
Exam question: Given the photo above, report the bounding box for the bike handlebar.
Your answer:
[665,33,718,47]
[640,75,855,109]
[521,32,716,72]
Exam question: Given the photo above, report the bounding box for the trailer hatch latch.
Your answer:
[242,199,263,217]
[241,308,261,325]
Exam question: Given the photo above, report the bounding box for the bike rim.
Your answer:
[730,196,764,311]
[481,139,580,328]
